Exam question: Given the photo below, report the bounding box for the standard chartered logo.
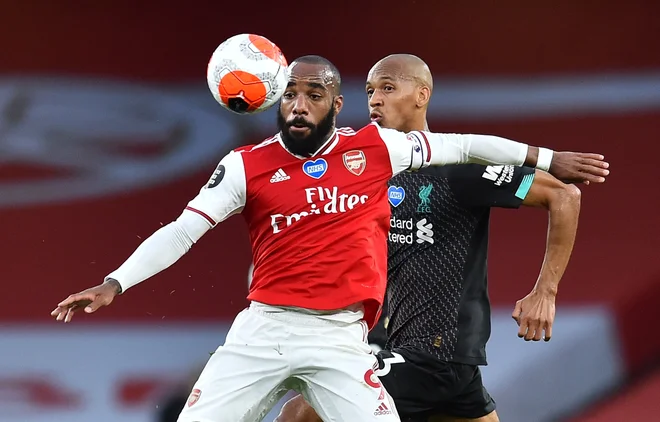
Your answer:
[416,218,434,244]
[389,216,434,245]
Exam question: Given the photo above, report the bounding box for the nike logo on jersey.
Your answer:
[270,168,290,183]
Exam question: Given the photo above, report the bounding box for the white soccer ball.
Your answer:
[206,33,288,115]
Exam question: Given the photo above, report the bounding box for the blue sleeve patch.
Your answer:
[515,172,535,200]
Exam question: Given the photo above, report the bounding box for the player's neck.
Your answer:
[407,119,429,132]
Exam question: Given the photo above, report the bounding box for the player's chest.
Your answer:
[244,147,389,221]
[386,173,453,247]
[387,173,452,217]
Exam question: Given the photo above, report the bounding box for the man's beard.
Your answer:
[277,106,336,157]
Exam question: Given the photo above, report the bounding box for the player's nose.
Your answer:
[369,91,384,108]
[292,96,309,115]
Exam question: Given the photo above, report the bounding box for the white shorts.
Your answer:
[177,304,400,422]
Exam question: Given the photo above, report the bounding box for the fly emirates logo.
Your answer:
[270,187,369,234]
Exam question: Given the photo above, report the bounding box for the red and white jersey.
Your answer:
[186,123,432,328]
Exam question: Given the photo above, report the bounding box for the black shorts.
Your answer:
[375,347,496,421]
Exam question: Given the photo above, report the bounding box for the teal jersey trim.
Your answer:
[515,172,535,200]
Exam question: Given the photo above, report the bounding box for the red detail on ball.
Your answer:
[218,70,267,112]
[248,34,288,67]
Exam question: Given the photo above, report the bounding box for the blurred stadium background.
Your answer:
[1,2,659,421]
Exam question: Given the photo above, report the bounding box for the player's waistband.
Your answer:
[248,301,365,327]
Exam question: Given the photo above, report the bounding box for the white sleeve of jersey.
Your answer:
[185,150,248,226]
[104,151,248,293]
[376,124,427,176]
[104,211,210,292]
[377,123,529,176]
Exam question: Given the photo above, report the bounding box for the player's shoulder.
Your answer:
[346,122,406,145]
[336,126,358,137]
[233,133,281,155]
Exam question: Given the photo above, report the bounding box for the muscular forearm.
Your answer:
[105,211,210,293]
[533,184,581,295]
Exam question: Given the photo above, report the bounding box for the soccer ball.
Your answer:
[207,34,288,115]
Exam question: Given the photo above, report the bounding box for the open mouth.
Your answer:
[370,112,382,123]
[288,123,311,134]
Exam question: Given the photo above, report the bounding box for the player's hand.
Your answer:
[50,280,121,323]
[511,290,556,341]
[549,152,609,185]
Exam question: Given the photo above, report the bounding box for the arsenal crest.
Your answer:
[187,388,202,407]
[343,150,367,176]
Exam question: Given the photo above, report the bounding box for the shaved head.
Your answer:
[368,54,433,93]
[365,54,433,133]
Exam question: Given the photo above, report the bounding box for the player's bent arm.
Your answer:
[522,170,581,296]
[105,151,247,293]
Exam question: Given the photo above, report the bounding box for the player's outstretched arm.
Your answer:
[418,132,609,184]
[50,213,210,322]
[378,125,609,184]
[51,151,247,323]
[511,170,581,341]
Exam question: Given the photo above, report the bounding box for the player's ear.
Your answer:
[334,95,344,114]
[416,86,430,109]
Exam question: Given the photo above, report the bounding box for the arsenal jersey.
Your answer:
[186,123,432,328]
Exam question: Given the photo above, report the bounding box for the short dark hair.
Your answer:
[291,55,342,94]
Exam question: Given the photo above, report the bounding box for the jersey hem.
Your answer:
[247,292,382,329]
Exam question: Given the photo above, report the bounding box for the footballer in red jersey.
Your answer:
[52,55,609,422]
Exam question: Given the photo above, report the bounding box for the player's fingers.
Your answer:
[579,153,607,163]
[64,306,74,323]
[580,153,605,161]
[578,172,606,184]
[518,317,529,338]
[57,292,95,307]
[544,322,553,342]
[51,306,69,321]
[533,321,544,341]
[578,156,609,168]
[580,159,610,175]
[524,320,539,341]
[84,298,107,314]
[512,302,522,324]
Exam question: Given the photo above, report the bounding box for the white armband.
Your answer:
[536,147,554,172]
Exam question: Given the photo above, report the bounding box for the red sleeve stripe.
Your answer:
[418,131,432,163]
[185,206,216,226]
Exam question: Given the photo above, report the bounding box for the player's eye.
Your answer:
[384,85,394,92]
[310,93,322,100]
[283,92,295,99]
[366,88,374,96]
